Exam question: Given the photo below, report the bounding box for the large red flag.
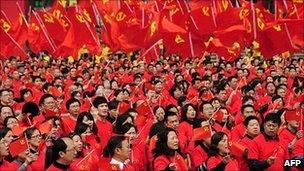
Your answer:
[255,21,295,59]
[281,19,304,49]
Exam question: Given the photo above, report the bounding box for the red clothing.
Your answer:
[206,155,239,171]
[177,122,193,153]
[130,141,146,171]
[29,149,46,171]
[98,157,135,171]
[0,160,20,170]
[238,135,257,171]
[153,154,188,170]
[96,119,113,153]
[292,137,304,158]
[278,127,296,148]
[248,134,290,171]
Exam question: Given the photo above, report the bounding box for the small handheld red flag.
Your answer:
[9,137,28,157]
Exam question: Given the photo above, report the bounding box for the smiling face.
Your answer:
[167,131,179,150]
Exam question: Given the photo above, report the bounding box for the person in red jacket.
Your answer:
[248,112,290,171]
[238,115,261,171]
[46,137,76,170]
[153,128,189,170]
[206,132,239,171]
[61,98,81,134]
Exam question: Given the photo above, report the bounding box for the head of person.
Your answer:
[284,111,300,130]
[0,127,13,145]
[93,96,108,117]
[181,104,197,122]
[76,112,97,135]
[153,106,165,122]
[263,112,281,138]
[22,102,40,120]
[69,133,83,158]
[209,132,229,156]
[0,105,14,124]
[241,104,256,118]
[0,128,9,158]
[200,101,214,119]
[165,104,179,114]
[51,137,76,166]
[211,98,221,110]
[66,98,81,116]
[103,136,130,162]
[108,100,119,118]
[0,89,13,105]
[39,94,58,112]
[164,111,179,130]
[24,127,41,149]
[115,123,138,145]
[115,114,134,131]
[153,128,179,158]
[4,116,19,129]
[244,116,260,138]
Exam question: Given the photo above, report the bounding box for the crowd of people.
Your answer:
[0,49,303,170]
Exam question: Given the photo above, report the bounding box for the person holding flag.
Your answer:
[153,128,189,170]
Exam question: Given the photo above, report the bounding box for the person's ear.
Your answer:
[114,147,121,156]
[59,151,65,158]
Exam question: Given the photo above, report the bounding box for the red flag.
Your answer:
[136,101,153,117]
[134,115,147,127]
[213,110,224,123]
[213,0,233,14]
[49,86,62,98]
[9,137,28,157]
[38,119,53,134]
[118,102,131,114]
[11,125,26,136]
[229,141,247,157]
[192,125,212,141]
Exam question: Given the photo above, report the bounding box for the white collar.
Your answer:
[110,158,124,170]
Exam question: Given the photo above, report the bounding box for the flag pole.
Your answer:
[32,10,57,51]
[1,10,12,25]
[16,2,29,27]
[188,32,194,57]
[250,0,257,40]
[2,29,28,57]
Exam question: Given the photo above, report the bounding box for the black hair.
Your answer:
[181,103,197,122]
[177,95,188,107]
[153,106,165,117]
[199,101,213,112]
[153,128,182,158]
[114,114,134,132]
[108,100,119,110]
[39,94,55,106]
[241,104,255,114]
[22,102,39,120]
[92,96,108,108]
[208,132,227,156]
[163,111,177,123]
[264,112,281,126]
[65,98,81,110]
[165,104,178,114]
[103,135,126,157]
[244,115,259,127]
[76,112,98,135]
[0,127,11,140]
[115,123,137,135]
[45,138,69,169]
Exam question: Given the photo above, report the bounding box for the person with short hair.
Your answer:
[248,113,289,171]
[46,137,76,170]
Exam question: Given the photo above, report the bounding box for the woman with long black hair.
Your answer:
[153,128,188,170]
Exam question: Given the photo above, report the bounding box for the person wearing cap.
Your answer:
[279,110,303,154]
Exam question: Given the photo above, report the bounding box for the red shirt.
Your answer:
[278,127,296,148]
[238,135,257,171]
[248,134,290,171]
[177,122,193,152]
[206,155,239,171]
[96,119,113,152]
[153,154,188,170]
[292,137,304,158]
